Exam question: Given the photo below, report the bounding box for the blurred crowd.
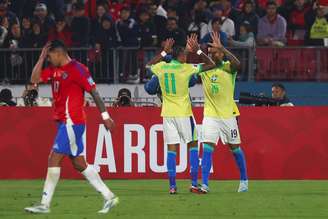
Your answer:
[0,0,327,51]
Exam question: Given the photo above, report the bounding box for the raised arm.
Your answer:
[186,33,215,72]
[90,88,115,131]
[30,43,50,84]
[146,38,174,67]
[209,32,241,71]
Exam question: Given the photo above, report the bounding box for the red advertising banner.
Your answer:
[0,107,328,180]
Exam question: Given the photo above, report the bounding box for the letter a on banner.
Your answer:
[93,125,117,173]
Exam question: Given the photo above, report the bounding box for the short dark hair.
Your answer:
[172,46,185,59]
[211,17,223,25]
[266,0,277,7]
[49,40,67,53]
[272,83,285,91]
[72,2,85,11]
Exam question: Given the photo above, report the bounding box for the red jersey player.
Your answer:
[24,40,119,214]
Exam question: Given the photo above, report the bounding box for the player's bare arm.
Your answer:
[90,88,115,131]
[187,34,215,72]
[146,38,175,67]
[31,43,50,84]
[209,32,241,71]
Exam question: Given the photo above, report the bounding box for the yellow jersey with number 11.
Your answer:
[200,61,240,119]
[150,60,202,117]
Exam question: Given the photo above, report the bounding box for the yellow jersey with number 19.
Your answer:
[150,60,202,117]
[200,60,240,119]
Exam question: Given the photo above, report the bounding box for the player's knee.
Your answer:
[188,141,198,150]
[72,161,86,172]
[168,144,178,152]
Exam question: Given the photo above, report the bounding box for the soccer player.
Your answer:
[147,36,216,194]
[24,40,119,214]
[199,32,248,193]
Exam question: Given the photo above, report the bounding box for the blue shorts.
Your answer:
[52,123,86,157]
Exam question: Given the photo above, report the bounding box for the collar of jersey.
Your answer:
[171,59,181,64]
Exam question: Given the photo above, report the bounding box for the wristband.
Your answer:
[196,49,203,55]
[101,111,110,120]
[160,51,167,57]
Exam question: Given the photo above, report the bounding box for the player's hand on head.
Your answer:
[40,42,51,59]
[103,117,115,131]
[163,38,174,53]
[209,31,222,49]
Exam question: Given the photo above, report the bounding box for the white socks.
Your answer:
[82,165,114,200]
[41,167,61,208]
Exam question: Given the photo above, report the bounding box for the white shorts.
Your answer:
[201,117,241,145]
[163,116,197,144]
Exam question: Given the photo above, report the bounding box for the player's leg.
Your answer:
[223,117,248,192]
[185,116,199,193]
[69,124,118,213]
[25,123,68,214]
[163,117,180,194]
[70,156,119,213]
[167,143,179,194]
[199,117,219,193]
[228,143,248,192]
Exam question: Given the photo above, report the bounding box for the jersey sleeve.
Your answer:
[222,61,237,74]
[150,62,164,76]
[72,63,96,92]
[40,67,54,83]
[184,63,202,76]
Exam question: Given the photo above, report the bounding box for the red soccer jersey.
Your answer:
[40,60,96,124]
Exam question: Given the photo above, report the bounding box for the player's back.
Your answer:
[150,60,200,117]
[201,61,240,119]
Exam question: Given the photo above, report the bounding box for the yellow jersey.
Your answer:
[151,60,201,117]
[200,61,240,119]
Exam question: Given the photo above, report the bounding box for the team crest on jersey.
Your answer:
[211,75,218,82]
[62,72,68,80]
[87,76,95,85]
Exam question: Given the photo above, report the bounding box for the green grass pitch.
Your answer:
[0,180,327,219]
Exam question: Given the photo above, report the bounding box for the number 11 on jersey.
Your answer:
[164,73,176,94]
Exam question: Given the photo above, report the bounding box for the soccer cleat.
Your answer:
[169,187,177,195]
[189,185,200,194]
[98,196,119,214]
[238,180,248,192]
[199,184,210,194]
[24,204,50,214]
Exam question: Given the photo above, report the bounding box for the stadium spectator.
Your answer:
[21,21,47,48]
[148,0,167,39]
[40,0,65,19]
[193,0,212,22]
[207,4,236,38]
[286,0,310,45]
[3,22,22,48]
[116,7,139,47]
[201,17,228,47]
[271,83,294,106]
[305,3,328,46]
[0,88,16,106]
[94,16,117,50]
[21,16,32,37]
[0,0,19,27]
[257,1,287,46]
[108,0,129,21]
[113,88,133,107]
[70,2,90,47]
[91,2,111,43]
[237,0,259,36]
[229,21,256,47]
[160,17,186,47]
[137,10,157,47]
[187,10,209,40]
[0,22,7,46]
[48,17,72,47]
[33,3,55,35]
[220,0,241,24]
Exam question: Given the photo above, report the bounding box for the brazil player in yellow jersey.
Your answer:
[199,32,248,193]
[147,36,215,194]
